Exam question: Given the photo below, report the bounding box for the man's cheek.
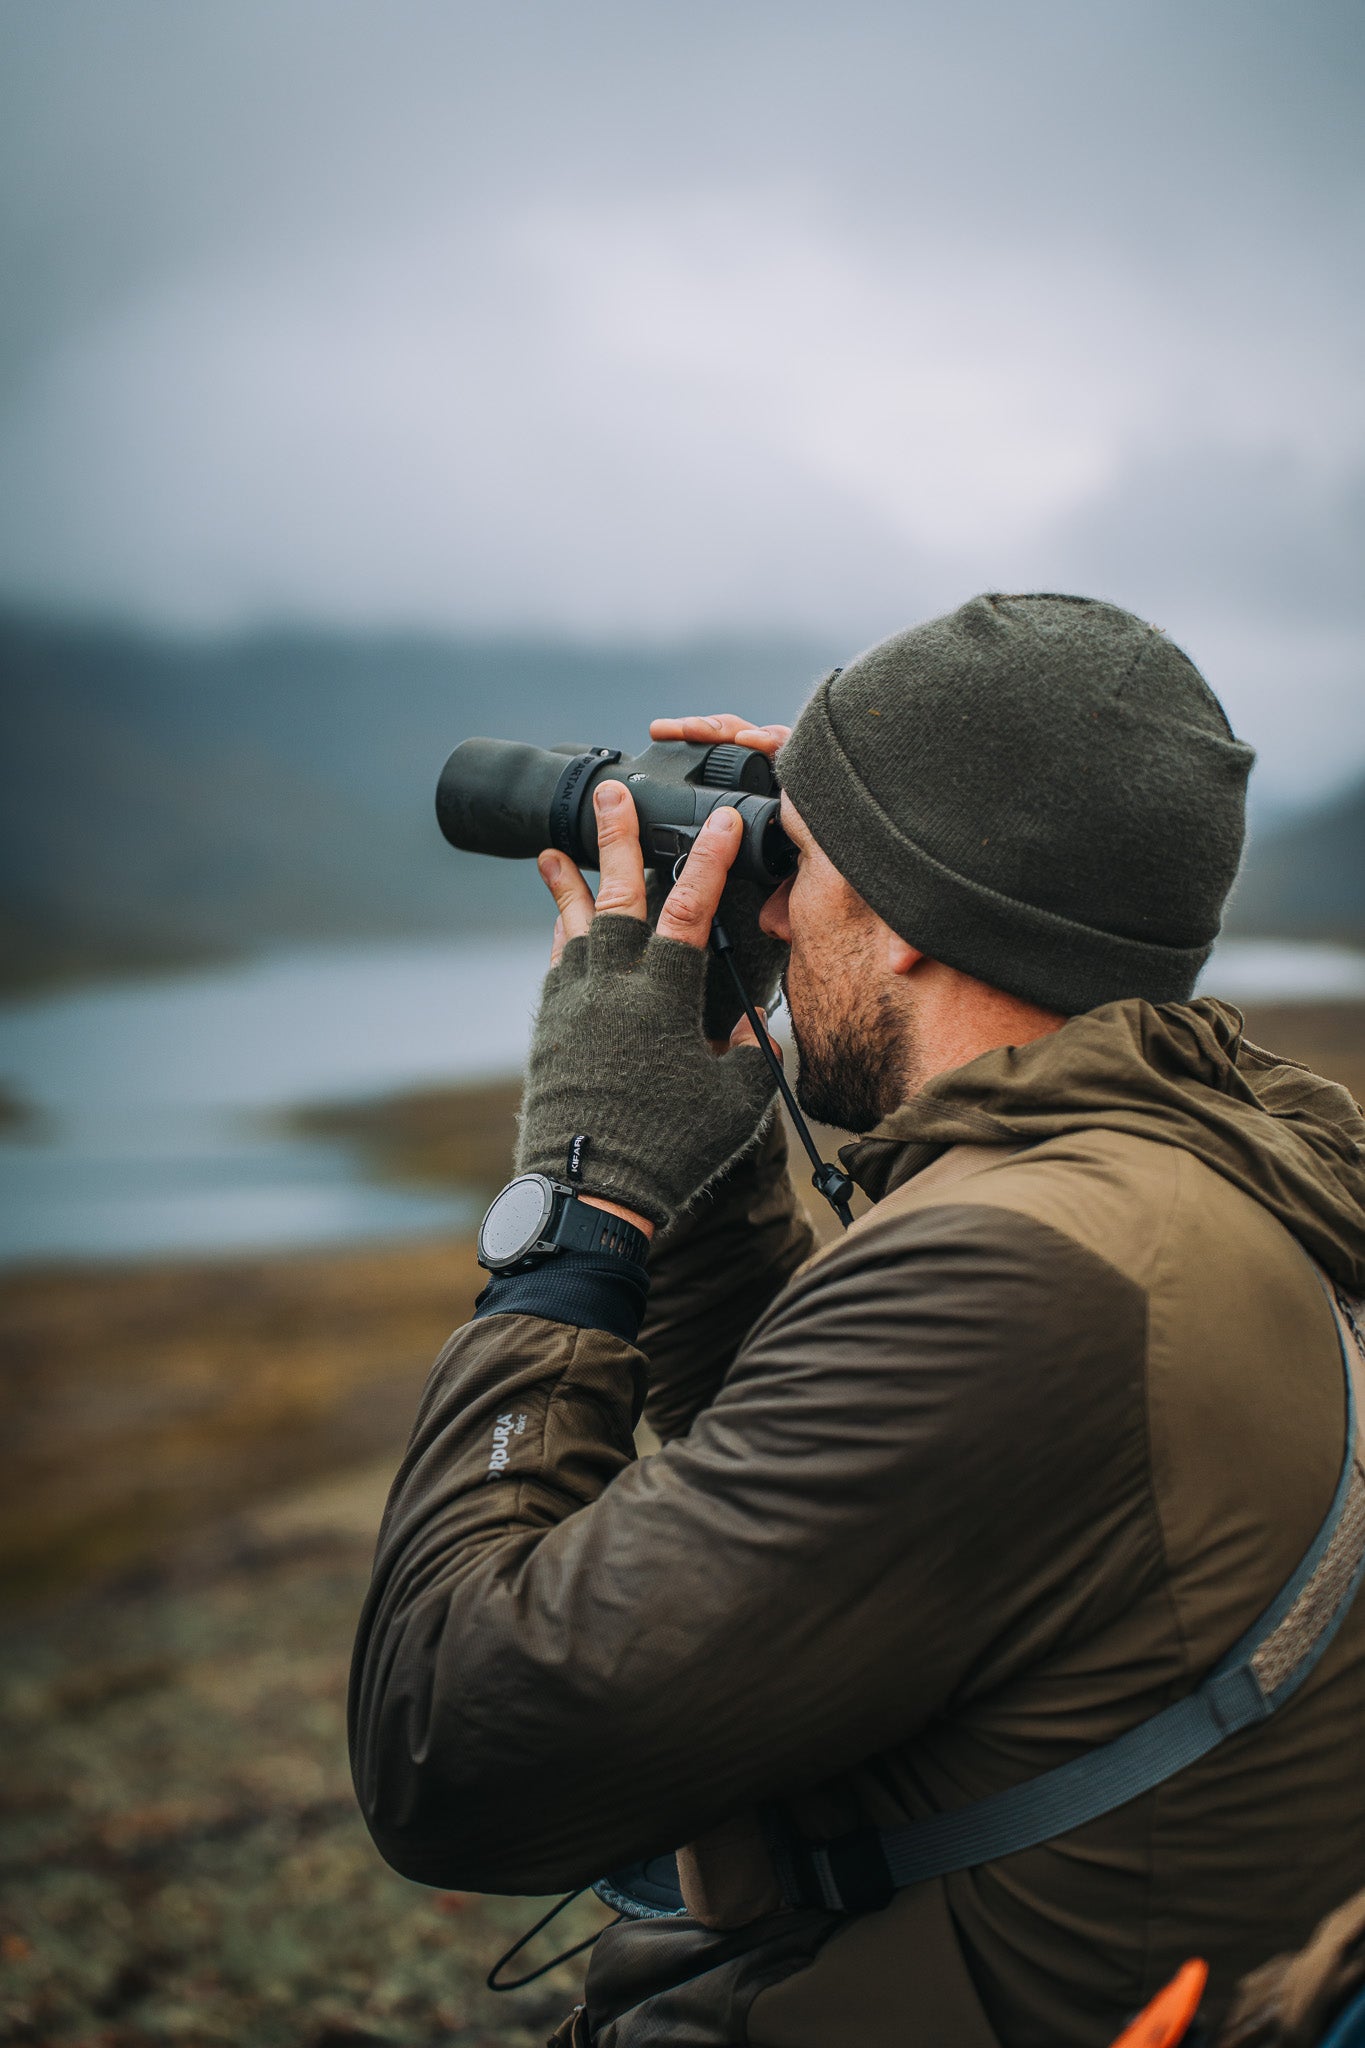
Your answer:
[789,939,827,1005]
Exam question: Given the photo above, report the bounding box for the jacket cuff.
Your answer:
[473,1249,650,1344]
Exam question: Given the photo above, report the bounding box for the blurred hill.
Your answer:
[0,611,829,989]
[2,611,1361,991]
[1224,774,1365,946]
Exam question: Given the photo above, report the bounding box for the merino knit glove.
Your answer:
[646,870,788,1044]
[514,915,779,1229]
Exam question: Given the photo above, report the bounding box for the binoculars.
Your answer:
[436,737,796,888]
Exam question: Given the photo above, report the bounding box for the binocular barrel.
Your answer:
[436,738,569,862]
[436,737,795,888]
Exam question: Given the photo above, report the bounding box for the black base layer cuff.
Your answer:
[474,1249,649,1344]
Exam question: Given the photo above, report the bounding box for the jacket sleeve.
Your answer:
[639,1114,816,1442]
[347,1199,1153,1895]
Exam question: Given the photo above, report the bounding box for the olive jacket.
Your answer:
[349,999,1365,2047]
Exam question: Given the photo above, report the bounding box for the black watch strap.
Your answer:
[553,1193,650,1266]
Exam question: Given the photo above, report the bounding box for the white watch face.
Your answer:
[479,1174,556,1266]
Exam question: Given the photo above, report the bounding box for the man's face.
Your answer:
[758,795,918,1132]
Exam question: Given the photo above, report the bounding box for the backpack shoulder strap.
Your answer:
[774,1283,1365,1914]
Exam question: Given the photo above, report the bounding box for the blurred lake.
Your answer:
[0,938,548,1266]
[1,935,1363,1268]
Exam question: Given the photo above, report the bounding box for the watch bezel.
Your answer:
[477,1172,562,1271]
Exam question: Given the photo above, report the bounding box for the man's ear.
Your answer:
[886,931,923,977]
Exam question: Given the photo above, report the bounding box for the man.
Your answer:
[349,594,1365,2047]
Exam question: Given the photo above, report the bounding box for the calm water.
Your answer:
[0,935,1361,1268]
[0,938,550,1266]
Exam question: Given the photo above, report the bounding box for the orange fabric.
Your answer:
[1109,1960,1209,2048]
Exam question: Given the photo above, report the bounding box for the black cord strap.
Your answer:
[710,920,854,1229]
[486,1888,623,1993]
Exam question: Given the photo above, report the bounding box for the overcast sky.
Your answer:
[1,0,1362,800]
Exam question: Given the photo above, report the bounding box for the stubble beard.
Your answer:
[782,957,917,1135]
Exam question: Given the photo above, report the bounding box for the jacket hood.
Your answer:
[841,998,1365,1291]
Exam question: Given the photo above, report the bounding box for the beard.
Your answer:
[783,963,915,1134]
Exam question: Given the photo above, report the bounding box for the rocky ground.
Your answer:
[0,1463,614,2047]
[1,1006,1359,2046]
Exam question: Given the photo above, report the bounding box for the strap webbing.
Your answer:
[778,1287,1365,1913]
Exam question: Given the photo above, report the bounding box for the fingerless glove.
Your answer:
[514,915,778,1229]
[646,872,788,1043]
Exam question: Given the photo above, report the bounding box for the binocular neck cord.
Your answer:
[710,920,855,1230]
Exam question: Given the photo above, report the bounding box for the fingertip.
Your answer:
[730,1007,782,1058]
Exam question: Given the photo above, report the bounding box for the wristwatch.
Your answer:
[476,1173,650,1274]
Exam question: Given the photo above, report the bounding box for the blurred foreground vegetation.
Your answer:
[0,1465,612,2046]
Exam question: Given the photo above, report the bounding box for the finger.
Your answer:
[655,805,742,948]
[729,1005,784,1058]
[649,714,791,759]
[591,780,648,920]
[731,722,791,757]
[538,850,595,944]
[649,714,761,743]
[549,912,567,968]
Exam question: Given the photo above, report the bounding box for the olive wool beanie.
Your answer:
[777,594,1254,1016]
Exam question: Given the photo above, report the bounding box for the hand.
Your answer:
[516,781,782,1233]
[647,712,792,759]
[646,715,794,1044]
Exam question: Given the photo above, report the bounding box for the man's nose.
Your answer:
[759,877,793,942]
